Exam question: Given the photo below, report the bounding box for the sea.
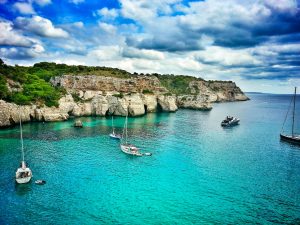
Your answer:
[0,93,300,224]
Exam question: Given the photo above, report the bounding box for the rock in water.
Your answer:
[74,120,83,127]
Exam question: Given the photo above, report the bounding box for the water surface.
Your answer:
[1,93,300,224]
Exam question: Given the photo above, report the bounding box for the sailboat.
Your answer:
[120,115,142,156]
[16,112,32,184]
[280,87,300,144]
[109,116,121,139]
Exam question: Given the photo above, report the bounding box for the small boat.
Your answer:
[120,115,142,156]
[35,180,46,185]
[280,87,300,145]
[109,116,121,139]
[16,112,32,184]
[221,116,240,127]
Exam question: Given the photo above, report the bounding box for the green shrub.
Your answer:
[142,89,154,94]
[113,93,124,98]
[11,93,31,105]
[71,93,81,102]
[0,75,9,99]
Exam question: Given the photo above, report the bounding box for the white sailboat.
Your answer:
[109,116,121,139]
[120,115,142,156]
[15,112,32,184]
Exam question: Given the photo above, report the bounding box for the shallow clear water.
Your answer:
[1,94,300,224]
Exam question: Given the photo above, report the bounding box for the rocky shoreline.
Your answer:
[0,75,248,128]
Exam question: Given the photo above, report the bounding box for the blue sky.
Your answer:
[0,0,300,93]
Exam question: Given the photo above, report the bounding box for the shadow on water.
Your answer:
[15,182,32,196]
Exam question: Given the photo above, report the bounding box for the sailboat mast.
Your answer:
[112,116,115,133]
[125,115,128,144]
[292,87,297,137]
[19,110,24,162]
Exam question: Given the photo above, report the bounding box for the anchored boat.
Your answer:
[15,111,32,184]
[120,116,142,156]
[109,116,121,139]
[280,87,300,145]
[221,116,240,127]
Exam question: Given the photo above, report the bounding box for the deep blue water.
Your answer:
[0,93,300,224]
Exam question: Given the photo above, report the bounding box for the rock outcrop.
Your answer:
[157,96,178,112]
[177,96,212,110]
[50,75,167,94]
[0,100,69,127]
[0,75,249,128]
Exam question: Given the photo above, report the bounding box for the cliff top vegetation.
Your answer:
[0,59,233,106]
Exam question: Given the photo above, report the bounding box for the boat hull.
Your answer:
[120,144,142,156]
[109,133,121,139]
[16,167,32,184]
[221,120,240,127]
[16,176,32,184]
[280,134,300,145]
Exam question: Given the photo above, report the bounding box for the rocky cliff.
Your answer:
[0,74,248,128]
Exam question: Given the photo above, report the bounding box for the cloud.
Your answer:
[15,16,69,38]
[89,46,122,61]
[120,0,180,22]
[33,0,52,6]
[122,47,164,60]
[0,0,7,4]
[0,44,44,60]
[54,59,86,65]
[13,2,36,15]
[195,46,261,67]
[98,22,117,34]
[96,7,118,20]
[72,21,84,28]
[69,0,84,4]
[57,39,87,55]
[0,20,38,47]
[120,0,300,51]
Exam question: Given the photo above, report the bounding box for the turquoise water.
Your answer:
[1,93,300,224]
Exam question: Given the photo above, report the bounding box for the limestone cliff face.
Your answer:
[187,80,249,102]
[50,75,167,94]
[0,100,69,127]
[0,92,177,127]
[0,75,248,128]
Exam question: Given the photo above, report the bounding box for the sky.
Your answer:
[0,0,299,93]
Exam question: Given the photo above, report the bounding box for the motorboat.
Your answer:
[221,116,240,127]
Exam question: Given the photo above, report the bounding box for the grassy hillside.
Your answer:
[0,59,227,107]
[0,60,134,107]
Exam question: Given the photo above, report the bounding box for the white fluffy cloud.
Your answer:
[195,46,261,67]
[0,20,37,47]
[97,7,118,20]
[98,22,117,34]
[69,0,84,4]
[89,46,122,61]
[13,2,36,15]
[73,21,84,28]
[33,0,52,6]
[15,16,69,38]
[120,0,180,22]
[0,44,44,59]
[122,47,164,60]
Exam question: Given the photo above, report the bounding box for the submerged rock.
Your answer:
[74,120,83,127]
